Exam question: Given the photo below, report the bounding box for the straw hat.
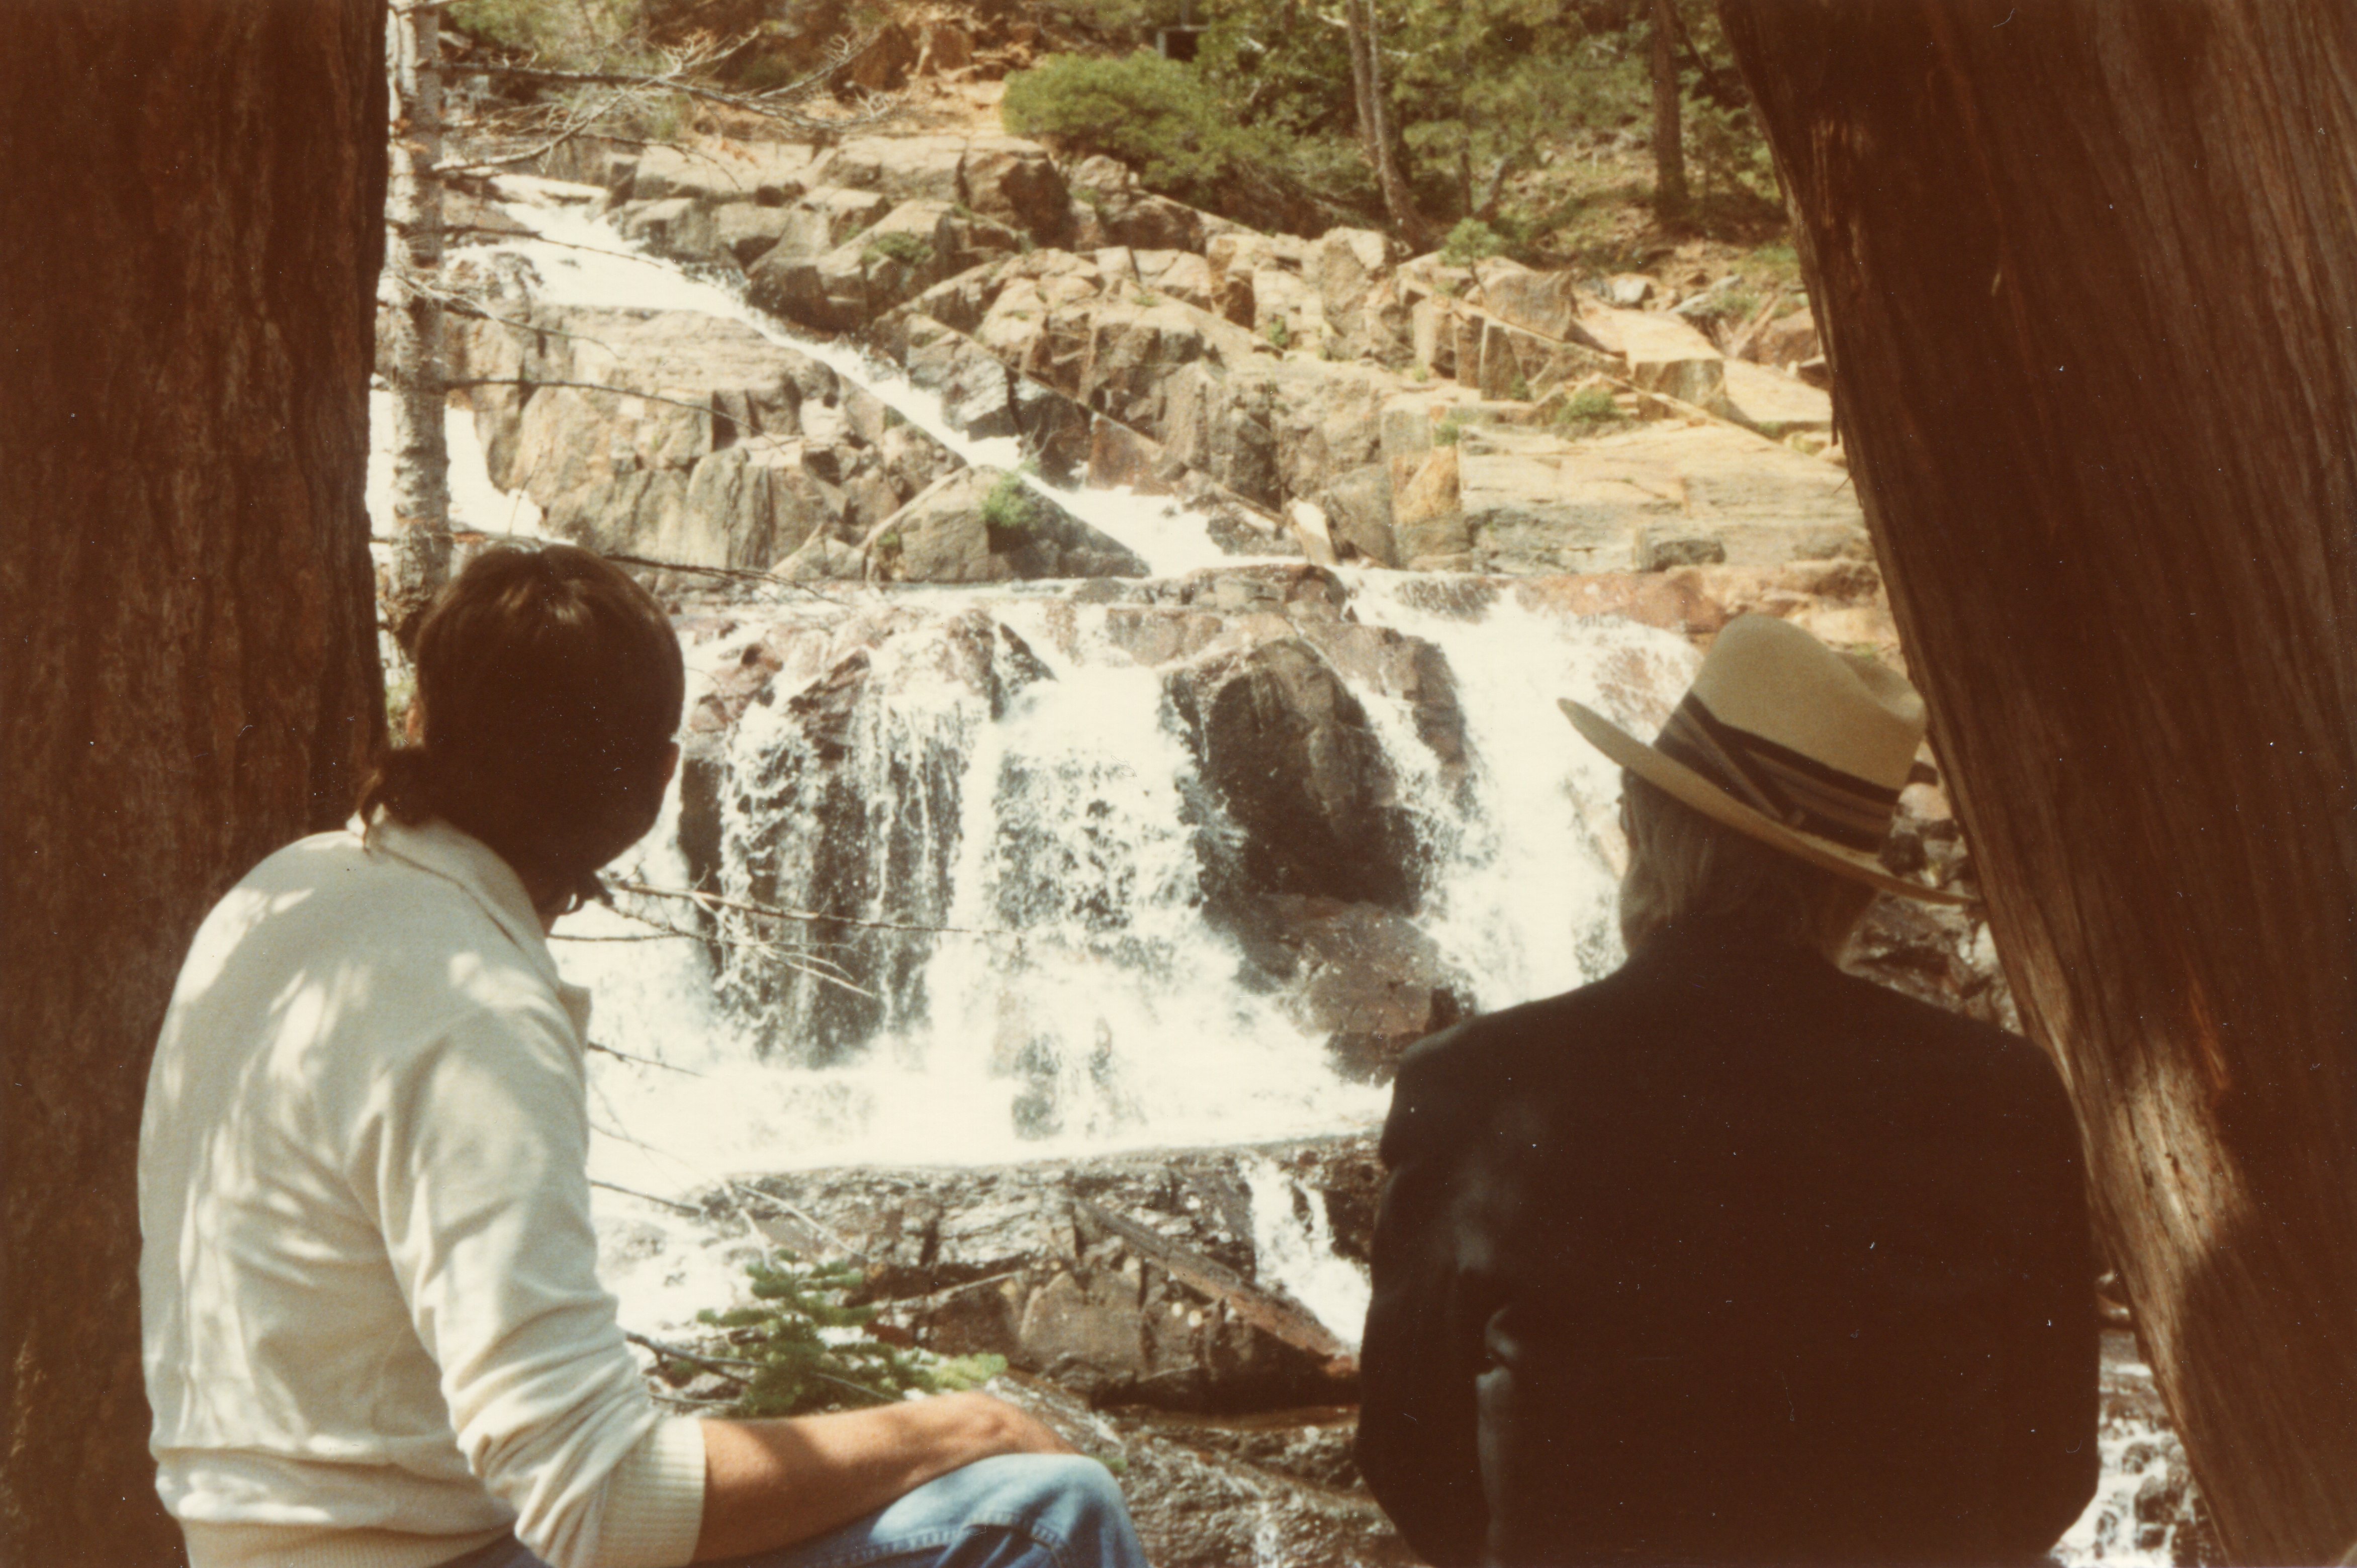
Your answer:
[1560,614,1971,906]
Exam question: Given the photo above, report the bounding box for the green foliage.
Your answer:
[862,231,936,270]
[687,1258,1005,1418]
[449,0,648,66]
[981,473,1039,538]
[1262,316,1293,352]
[1682,287,1760,327]
[1439,219,1507,268]
[1434,414,1465,446]
[1554,384,1628,436]
[1002,51,1255,206]
[875,530,903,556]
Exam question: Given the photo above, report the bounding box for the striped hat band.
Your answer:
[1654,692,1900,853]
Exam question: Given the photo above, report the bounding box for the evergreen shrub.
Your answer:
[688,1258,1005,1417]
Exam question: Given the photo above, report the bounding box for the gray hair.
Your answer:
[1616,771,1877,961]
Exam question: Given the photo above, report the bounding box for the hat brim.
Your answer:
[1559,699,1975,908]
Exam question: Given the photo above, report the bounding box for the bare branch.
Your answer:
[477,29,899,135]
[611,880,1020,941]
[590,1177,705,1216]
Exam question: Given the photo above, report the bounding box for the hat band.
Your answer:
[1654,694,1899,853]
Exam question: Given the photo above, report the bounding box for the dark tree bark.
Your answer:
[1650,0,1688,218]
[1717,4,2357,1561]
[1343,0,1426,248]
[0,4,388,1563]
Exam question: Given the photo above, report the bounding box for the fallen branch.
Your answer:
[1074,1196,1356,1369]
[585,1037,703,1076]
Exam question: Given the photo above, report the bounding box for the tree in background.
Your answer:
[1648,0,1685,218]
[0,2,388,1560]
[1009,0,1771,254]
[1719,3,2357,1559]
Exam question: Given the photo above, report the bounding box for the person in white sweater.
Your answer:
[140,545,1146,1568]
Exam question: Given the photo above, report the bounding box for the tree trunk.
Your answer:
[1344,0,1424,247]
[1717,4,2357,1561]
[1650,0,1688,219]
[0,4,388,1562]
[386,0,450,647]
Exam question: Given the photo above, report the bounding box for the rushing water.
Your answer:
[370,186,2183,1562]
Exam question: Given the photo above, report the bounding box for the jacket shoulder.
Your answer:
[1381,974,1635,1166]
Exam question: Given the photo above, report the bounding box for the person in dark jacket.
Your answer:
[1356,614,2098,1566]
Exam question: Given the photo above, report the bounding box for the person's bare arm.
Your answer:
[693,1392,1074,1562]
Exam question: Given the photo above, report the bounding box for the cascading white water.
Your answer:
[381,185,2169,1566]
[429,180,1666,1174]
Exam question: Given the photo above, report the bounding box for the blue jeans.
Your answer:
[463,1454,1149,1568]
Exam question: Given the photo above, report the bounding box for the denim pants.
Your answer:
[460,1454,1150,1568]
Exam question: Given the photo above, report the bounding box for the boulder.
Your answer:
[455,305,955,570]
[1168,637,1417,908]
[1318,463,1397,568]
[610,197,719,265]
[759,200,963,332]
[867,466,1149,583]
[1582,305,1728,408]
[1248,897,1467,1083]
[1475,261,1586,343]
[775,188,896,262]
[1308,228,1390,348]
[1745,304,1821,366]
[712,204,794,268]
[914,19,974,75]
[1442,419,1868,575]
[1068,155,1210,253]
[617,141,816,206]
[1250,266,1325,349]
[1719,358,1834,438]
[956,135,1070,241]
[1390,444,1471,568]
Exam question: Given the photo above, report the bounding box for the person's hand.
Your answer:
[932,1391,1078,1462]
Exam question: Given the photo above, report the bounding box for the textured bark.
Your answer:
[1718,4,2357,1561]
[1344,0,1424,248]
[386,0,451,645]
[1650,0,1688,217]
[0,4,388,1563]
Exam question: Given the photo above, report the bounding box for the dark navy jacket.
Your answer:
[1355,918,2098,1566]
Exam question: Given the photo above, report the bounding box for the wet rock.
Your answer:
[450,305,956,571]
[865,466,1148,584]
[731,1138,1379,1411]
[1168,637,1417,908]
[1247,895,1469,1084]
[990,1374,1415,1568]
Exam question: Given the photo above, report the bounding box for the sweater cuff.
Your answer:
[591,1417,707,1568]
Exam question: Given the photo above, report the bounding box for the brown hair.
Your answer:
[1617,770,1877,961]
[361,545,685,897]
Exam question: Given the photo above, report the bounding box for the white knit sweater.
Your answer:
[139,817,706,1568]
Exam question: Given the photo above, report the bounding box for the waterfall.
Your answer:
[407,180,1686,1174]
[379,182,2169,1568]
